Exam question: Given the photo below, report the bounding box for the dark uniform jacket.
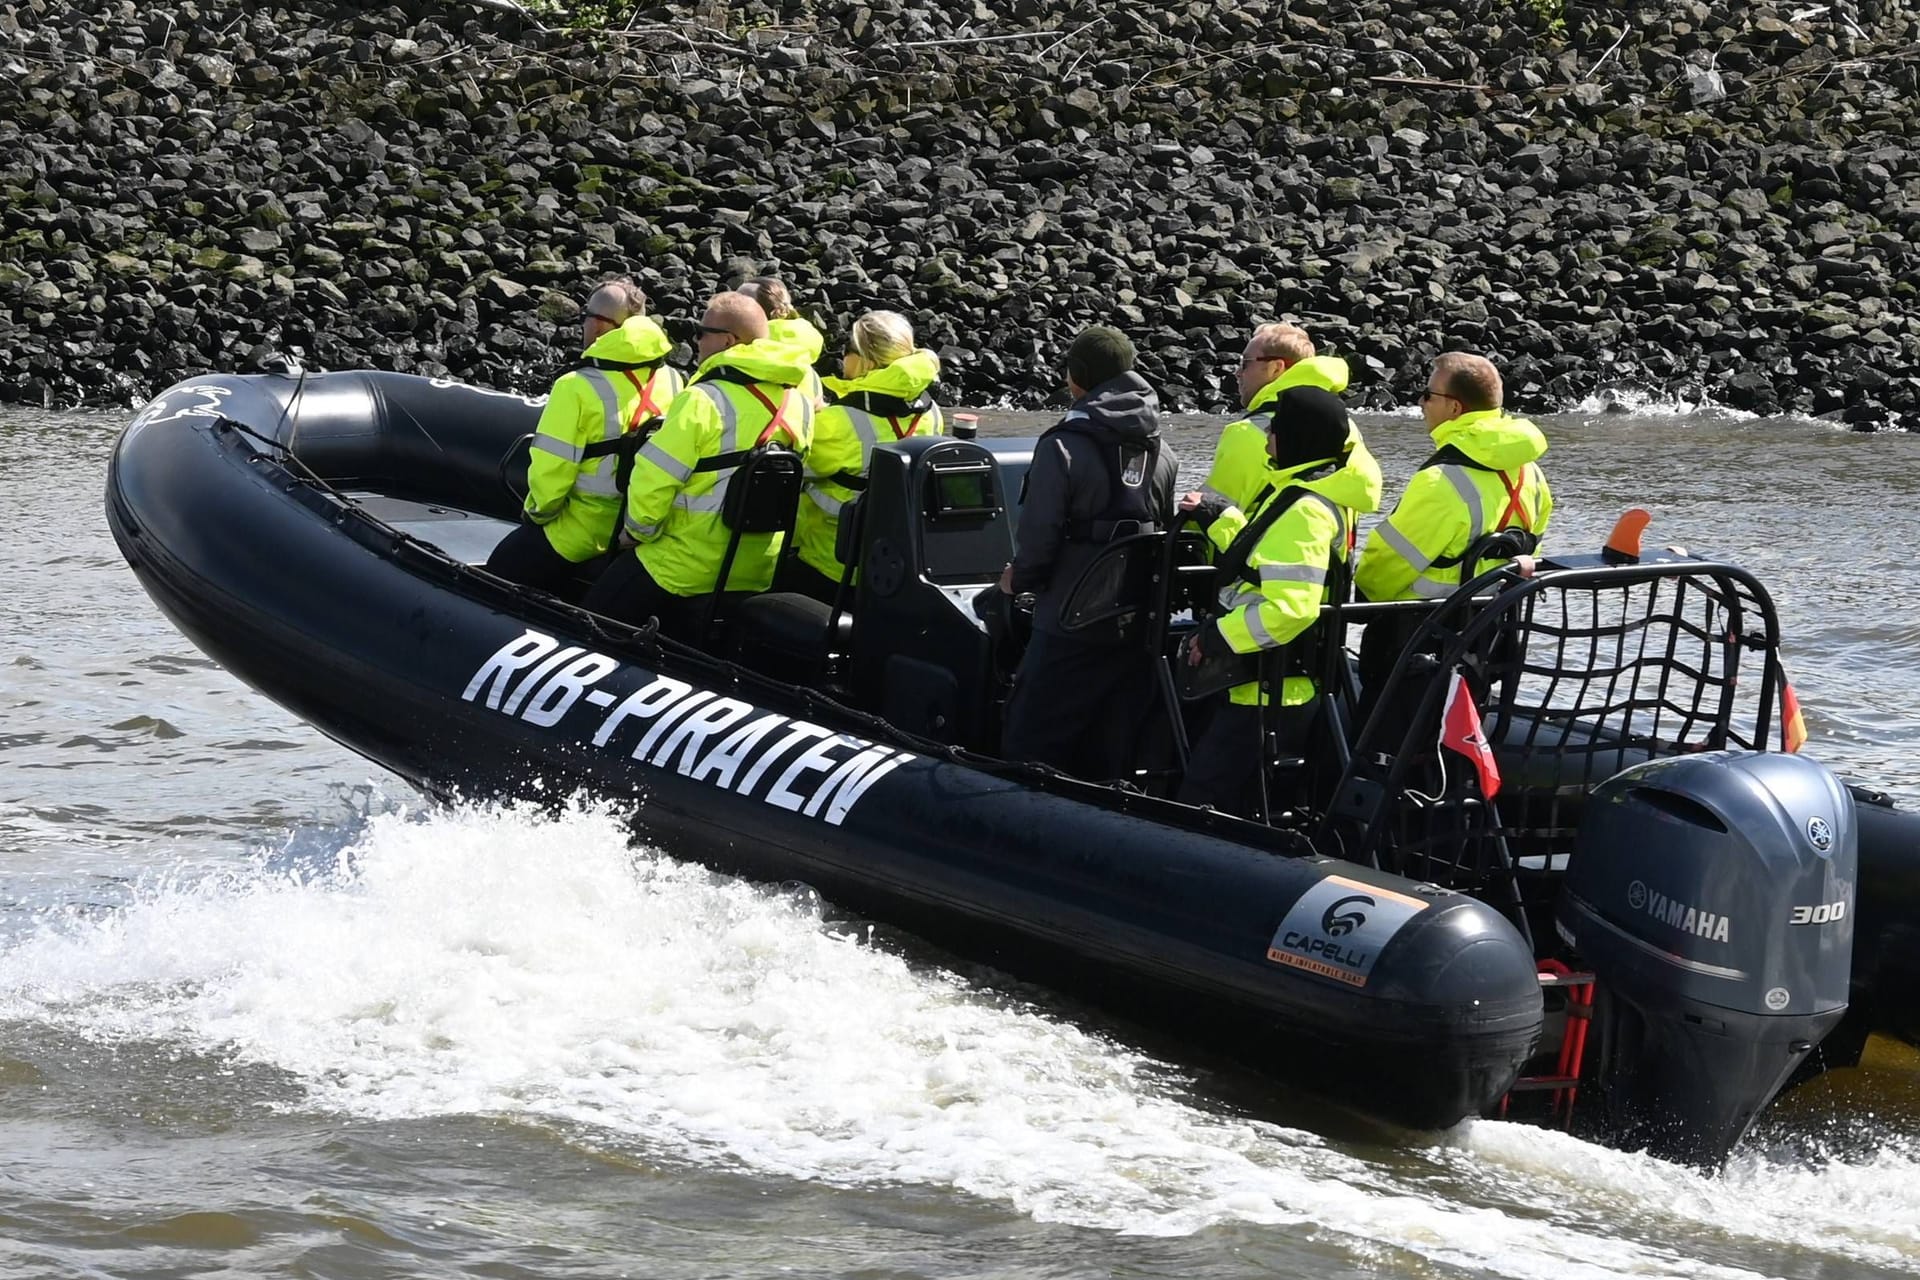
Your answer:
[1010,371,1180,637]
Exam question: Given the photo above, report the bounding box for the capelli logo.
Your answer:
[1321,895,1372,937]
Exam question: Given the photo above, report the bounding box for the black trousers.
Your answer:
[580,552,697,637]
[1000,628,1152,781]
[1356,611,1427,738]
[484,523,582,593]
[771,556,844,607]
[1177,698,1317,817]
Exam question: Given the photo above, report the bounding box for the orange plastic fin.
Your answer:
[1781,680,1809,753]
[1602,507,1651,563]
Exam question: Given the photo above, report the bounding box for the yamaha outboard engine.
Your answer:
[1559,751,1854,1165]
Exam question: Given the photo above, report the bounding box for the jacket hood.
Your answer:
[822,348,940,402]
[1276,420,1384,515]
[1059,370,1160,445]
[1432,408,1549,469]
[586,315,673,364]
[767,316,826,362]
[695,335,819,388]
[1247,355,1351,411]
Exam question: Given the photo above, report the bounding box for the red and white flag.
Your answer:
[1440,672,1502,798]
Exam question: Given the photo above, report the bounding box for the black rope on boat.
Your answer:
[205,414,1311,853]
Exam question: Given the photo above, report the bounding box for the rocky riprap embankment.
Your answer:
[2,0,1917,423]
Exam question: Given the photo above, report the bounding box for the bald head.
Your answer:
[589,277,647,322]
[580,278,645,350]
[703,291,769,342]
[697,291,768,362]
[1431,352,1503,413]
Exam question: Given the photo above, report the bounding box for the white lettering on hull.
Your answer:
[461,629,913,827]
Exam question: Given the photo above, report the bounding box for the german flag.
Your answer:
[1781,678,1808,754]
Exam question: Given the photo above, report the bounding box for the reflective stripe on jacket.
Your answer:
[624,338,818,596]
[524,316,679,562]
[1201,356,1351,511]
[1354,409,1553,603]
[1206,440,1381,707]
[797,348,944,583]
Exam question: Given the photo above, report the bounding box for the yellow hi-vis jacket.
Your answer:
[768,316,829,411]
[523,316,681,562]
[796,349,945,584]
[1202,356,1351,511]
[1205,439,1383,707]
[1354,409,1554,603]
[622,339,818,596]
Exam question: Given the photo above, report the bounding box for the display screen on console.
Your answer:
[929,465,996,518]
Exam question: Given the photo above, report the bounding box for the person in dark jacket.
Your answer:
[996,327,1180,780]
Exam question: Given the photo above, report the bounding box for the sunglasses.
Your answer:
[584,310,622,326]
[697,324,737,339]
[1419,389,1456,403]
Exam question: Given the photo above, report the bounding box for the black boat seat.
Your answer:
[1490,714,1659,794]
[725,591,852,683]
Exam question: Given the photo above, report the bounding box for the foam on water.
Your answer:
[1,803,1915,1274]
[1563,386,1761,420]
[1459,1120,1920,1272]
[1344,389,1761,421]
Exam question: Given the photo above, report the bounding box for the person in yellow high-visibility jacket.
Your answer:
[1176,385,1383,814]
[777,310,944,603]
[582,291,816,639]
[1352,352,1553,725]
[737,275,828,411]
[1355,353,1553,604]
[484,277,681,593]
[1203,322,1357,511]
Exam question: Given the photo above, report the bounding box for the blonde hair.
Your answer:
[848,310,916,367]
[1250,322,1315,363]
[738,276,795,320]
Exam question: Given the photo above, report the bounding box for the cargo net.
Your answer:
[1352,563,1782,932]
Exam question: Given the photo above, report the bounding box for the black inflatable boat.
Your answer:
[106,370,1920,1164]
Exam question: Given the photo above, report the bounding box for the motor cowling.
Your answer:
[1559,750,1855,1164]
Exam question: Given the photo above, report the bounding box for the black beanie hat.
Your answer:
[1268,385,1351,470]
[1064,326,1136,390]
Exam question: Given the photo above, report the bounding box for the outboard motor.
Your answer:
[1559,751,1855,1165]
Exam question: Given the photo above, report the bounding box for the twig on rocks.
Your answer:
[598,22,772,63]
[889,30,1062,49]
[1127,39,1350,92]
[465,0,547,30]
[1060,19,1112,81]
[1370,47,1433,78]
[1368,74,1487,92]
[1585,21,1630,80]
[1035,17,1106,66]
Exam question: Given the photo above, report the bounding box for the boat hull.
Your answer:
[107,373,1547,1131]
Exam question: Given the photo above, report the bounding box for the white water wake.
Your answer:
[1563,386,1761,420]
[0,802,1913,1275]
